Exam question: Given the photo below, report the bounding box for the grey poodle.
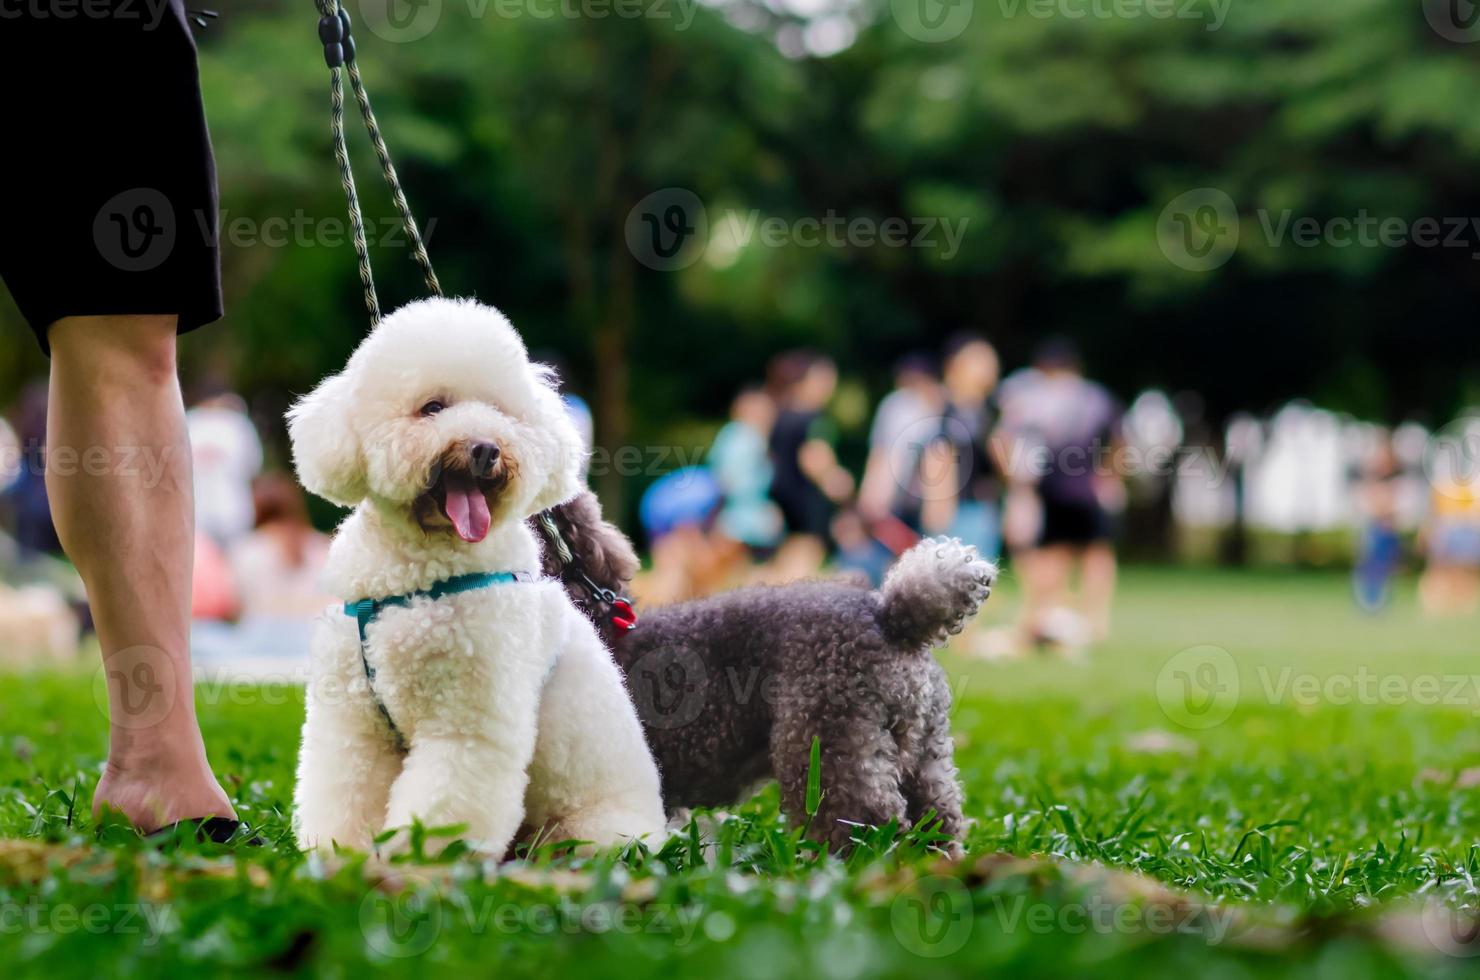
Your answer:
[533,491,996,853]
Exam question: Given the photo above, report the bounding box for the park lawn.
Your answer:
[1,567,1479,978]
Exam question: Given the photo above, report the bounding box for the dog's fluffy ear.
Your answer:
[287,370,367,507]
[544,490,639,587]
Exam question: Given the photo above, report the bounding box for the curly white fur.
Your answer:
[287,297,665,856]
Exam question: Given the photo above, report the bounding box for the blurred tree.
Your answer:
[3,0,1477,528]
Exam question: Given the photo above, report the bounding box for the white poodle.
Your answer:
[287,296,665,856]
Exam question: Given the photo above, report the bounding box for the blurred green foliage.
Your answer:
[2,0,1478,515]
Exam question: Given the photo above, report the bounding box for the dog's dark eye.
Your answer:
[419,400,446,417]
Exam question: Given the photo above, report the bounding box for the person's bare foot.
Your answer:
[92,737,236,833]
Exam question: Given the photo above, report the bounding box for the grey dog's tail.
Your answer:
[878,537,997,649]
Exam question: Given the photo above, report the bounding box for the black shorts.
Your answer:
[0,0,222,354]
[771,484,833,540]
[1038,496,1112,547]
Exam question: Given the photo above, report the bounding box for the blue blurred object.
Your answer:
[639,467,722,540]
[1353,523,1402,613]
[834,535,894,586]
[950,500,1001,562]
[709,419,782,549]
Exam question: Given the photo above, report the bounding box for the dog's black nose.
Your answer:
[469,441,501,476]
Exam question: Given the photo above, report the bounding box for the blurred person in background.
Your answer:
[189,533,238,623]
[0,399,83,667]
[858,353,946,554]
[1351,433,1405,613]
[1419,462,1480,617]
[638,465,730,603]
[2,382,60,557]
[766,351,854,581]
[936,332,1003,561]
[187,382,263,547]
[829,507,876,581]
[190,474,332,673]
[186,386,261,624]
[535,351,595,482]
[0,400,81,667]
[0,385,89,653]
[993,337,1124,653]
[842,352,950,585]
[708,385,783,561]
[1120,389,1188,560]
[230,473,332,621]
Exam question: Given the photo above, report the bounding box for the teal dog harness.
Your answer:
[345,570,537,750]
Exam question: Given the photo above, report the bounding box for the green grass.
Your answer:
[3,568,1480,977]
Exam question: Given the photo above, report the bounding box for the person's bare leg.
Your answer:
[765,534,826,585]
[1014,544,1070,647]
[642,528,700,605]
[1081,541,1118,642]
[1418,566,1445,616]
[1447,567,1480,615]
[47,315,235,831]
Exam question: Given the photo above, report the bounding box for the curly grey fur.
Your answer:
[534,492,996,853]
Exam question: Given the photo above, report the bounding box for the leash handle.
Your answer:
[315,0,441,327]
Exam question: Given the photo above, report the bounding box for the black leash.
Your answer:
[314,1,441,325]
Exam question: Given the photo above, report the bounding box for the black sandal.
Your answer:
[143,817,266,848]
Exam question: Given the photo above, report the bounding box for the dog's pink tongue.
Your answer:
[441,473,490,543]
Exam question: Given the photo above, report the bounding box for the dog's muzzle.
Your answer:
[421,440,506,543]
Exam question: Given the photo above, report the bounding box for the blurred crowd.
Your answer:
[0,382,330,671]
[637,335,1129,656]
[0,345,1475,669]
[638,344,1480,655]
